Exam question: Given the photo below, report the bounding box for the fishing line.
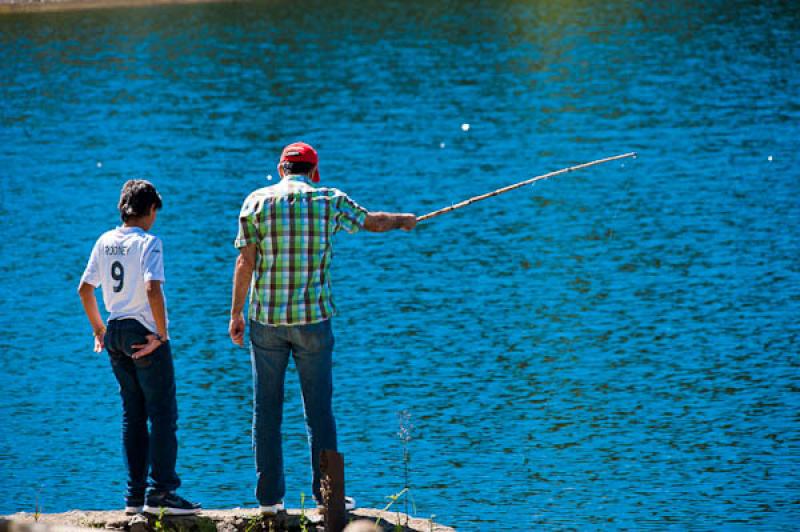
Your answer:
[604,158,636,244]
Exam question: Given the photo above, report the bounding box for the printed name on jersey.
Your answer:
[105,245,129,255]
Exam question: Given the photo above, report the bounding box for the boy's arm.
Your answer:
[131,281,168,359]
[146,280,169,339]
[78,282,106,353]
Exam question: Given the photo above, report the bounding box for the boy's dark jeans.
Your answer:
[105,318,180,502]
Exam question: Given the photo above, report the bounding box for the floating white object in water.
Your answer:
[96,161,103,168]
[266,174,273,181]
[768,155,773,161]
[461,123,470,131]
[440,142,446,148]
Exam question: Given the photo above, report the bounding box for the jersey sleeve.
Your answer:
[235,195,261,248]
[142,237,166,283]
[79,239,102,287]
[333,192,368,234]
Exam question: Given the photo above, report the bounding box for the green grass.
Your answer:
[243,514,262,532]
[299,492,310,532]
[152,508,165,532]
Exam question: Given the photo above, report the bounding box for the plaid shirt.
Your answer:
[235,175,368,326]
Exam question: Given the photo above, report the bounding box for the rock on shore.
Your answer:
[0,508,454,532]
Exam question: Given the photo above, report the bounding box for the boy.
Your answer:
[78,179,200,515]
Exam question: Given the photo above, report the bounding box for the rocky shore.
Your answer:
[0,509,455,532]
[0,0,230,14]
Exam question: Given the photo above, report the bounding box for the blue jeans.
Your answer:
[105,319,180,502]
[249,319,337,506]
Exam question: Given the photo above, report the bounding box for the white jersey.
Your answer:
[80,226,168,333]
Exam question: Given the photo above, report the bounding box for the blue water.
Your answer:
[1,1,799,529]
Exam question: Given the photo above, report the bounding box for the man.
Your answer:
[78,179,200,516]
[229,142,416,514]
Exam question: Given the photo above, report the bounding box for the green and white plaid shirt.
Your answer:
[235,175,368,326]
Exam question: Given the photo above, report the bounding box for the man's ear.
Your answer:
[277,164,285,178]
[311,167,320,183]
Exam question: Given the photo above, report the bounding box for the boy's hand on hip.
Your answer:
[229,314,245,347]
[132,334,163,359]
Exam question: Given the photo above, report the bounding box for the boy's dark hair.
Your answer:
[280,161,316,176]
[118,179,163,222]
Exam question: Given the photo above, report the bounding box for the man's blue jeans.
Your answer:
[249,319,337,506]
[105,318,181,502]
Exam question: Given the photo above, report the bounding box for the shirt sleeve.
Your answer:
[235,195,261,248]
[80,239,102,287]
[142,237,166,283]
[333,193,369,234]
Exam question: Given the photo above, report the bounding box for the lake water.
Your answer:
[1,1,798,529]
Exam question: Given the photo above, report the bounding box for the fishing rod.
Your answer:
[416,152,637,222]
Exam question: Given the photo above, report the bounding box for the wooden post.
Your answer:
[320,449,346,532]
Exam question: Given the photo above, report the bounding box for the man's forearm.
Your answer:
[363,212,417,232]
[232,247,256,315]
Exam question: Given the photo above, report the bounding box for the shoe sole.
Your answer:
[125,507,143,515]
[143,505,201,516]
[317,504,356,511]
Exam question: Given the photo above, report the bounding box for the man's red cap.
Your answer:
[280,142,320,182]
[280,142,318,165]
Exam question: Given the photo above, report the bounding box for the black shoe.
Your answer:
[125,493,145,514]
[143,491,201,515]
[125,501,144,515]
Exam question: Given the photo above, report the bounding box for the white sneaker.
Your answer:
[260,502,285,515]
[124,506,143,515]
[317,496,356,511]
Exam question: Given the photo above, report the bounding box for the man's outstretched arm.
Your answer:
[363,212,417,232]
[230,243,257,346]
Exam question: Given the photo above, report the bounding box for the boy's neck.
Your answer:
[123,219,149,230]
